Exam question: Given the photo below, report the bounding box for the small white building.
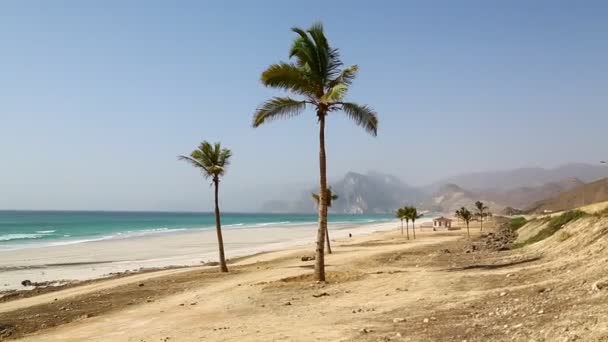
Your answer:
[433,217,452,229]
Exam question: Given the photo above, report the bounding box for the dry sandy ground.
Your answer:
[1,220,607,342]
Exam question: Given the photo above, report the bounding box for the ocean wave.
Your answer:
[36,230,56,234]
[254,221,292,227]
[0,233,46,241]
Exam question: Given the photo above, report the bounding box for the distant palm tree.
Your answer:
[455,207,473,239]
[474,201,490,232]
[409,207,424,239]
[179,141,232,273]
[395,208,405,236]
[312,187,339,254]
[252,23,379,281]
[402,206,414,240]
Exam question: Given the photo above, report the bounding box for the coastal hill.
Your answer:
[478,177,584,209]
[527,177,608,213]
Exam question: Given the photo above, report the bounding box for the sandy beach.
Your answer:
[0,219,427,292]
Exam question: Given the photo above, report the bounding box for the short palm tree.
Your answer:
[409,207,423,239]
[396,207,405,237]
[252,23,378,281]
[312,187,339,254]
[403,206,413,240]
[474,201,490,232]
[179,141,232,272]
[455,207,473,239]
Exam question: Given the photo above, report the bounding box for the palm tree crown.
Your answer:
[312,187,339,207]
[252,22,378,134]
[178,142,232,181]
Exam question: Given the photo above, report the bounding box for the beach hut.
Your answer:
[433,217,452,229]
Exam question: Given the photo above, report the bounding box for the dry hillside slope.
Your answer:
[528,177,608,213]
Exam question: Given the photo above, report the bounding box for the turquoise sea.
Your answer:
[0,211,392,250]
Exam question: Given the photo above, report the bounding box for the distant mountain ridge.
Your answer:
[430,163,606,191]
[260,163,607,214]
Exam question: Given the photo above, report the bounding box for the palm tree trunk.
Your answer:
[406,221,410,240]
[480,215,483,232]
[400,219,403,235]
[325,225,332,254]
[466,222,470,239]
[213,178,228,272]
[314,113,328,281]
[413,220,416,239]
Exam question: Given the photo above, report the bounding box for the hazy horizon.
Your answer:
[2,1,607,211]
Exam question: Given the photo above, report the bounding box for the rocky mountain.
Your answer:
[527,177,608,213]
[430,163,606,191]
[421,183,503,214]
[260,171,423,214]
[326,171,423,214]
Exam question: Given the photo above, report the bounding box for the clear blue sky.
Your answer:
[1,0,607,211]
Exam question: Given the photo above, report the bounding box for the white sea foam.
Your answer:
[36,230,56,234]
[0,233,46,241]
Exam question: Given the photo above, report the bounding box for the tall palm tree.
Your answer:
[179,141,232,273]
[455,207,473,239]
[312,187,339,254]
[410,207,423,239]
[252,23,378,281]
[474,201,490,232]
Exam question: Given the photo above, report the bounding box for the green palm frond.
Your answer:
[329,65,358,88]
[339,102,379,136]
[290,27,321,81]
[261,63,317,97]
[252,97,307,127]
[321,83,348,103]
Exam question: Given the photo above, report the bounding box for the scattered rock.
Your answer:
[393,318,406,323]
[359,328,372,334]
[190,302,197,306]
[138,283,144,287]
[21,280,32,287]
[538,309,544,314]
[423,318,430,323]
[500,291,507,297]
[592,279,608,291]
[301,256,315,262]
[312,292,329,298]
[284,301,292,306]
[0,324,15,338]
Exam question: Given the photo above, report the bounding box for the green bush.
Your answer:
[509,217,527,231]
[516,210,586,247]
